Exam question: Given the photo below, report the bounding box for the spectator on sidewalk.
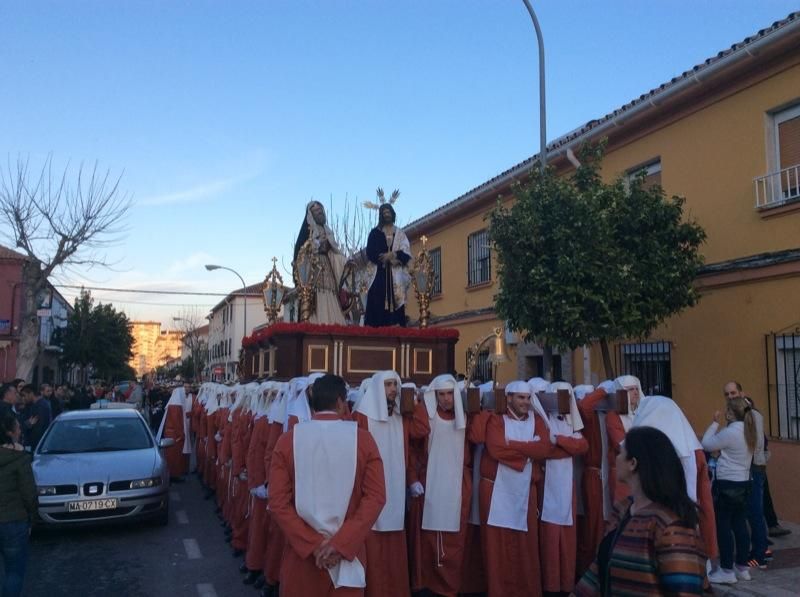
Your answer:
[0,411,38,597]
[20,385,51,452]
[702,396,756,585]
[574,426,706,596]
[723,381,770,568]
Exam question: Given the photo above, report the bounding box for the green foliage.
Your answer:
[490,141,706,353]
[61,290,136,382]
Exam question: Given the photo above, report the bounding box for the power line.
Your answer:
[57,294,216,308]
[55,284,248,297]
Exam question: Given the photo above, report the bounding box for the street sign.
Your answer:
[213,366,224,375]
[0,320,10,334]
[36,309,51,317]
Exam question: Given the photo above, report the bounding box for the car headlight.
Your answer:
[129,477,162,489]
[38,486,57,496]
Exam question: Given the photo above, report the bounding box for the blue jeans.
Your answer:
[0,520,29,597]
[748,468,768,561]
[713,480,750,570]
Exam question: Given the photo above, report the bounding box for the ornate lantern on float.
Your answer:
[262,257,285,325]
[411,235,434,328]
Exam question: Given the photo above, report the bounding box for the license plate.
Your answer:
[68,498,119,512]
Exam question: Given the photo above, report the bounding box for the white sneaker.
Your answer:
[734,566,752,581]
[708,568,738,585]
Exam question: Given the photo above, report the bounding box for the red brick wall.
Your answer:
[0,259,24,380]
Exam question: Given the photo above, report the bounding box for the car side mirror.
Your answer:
[159,438,176,449]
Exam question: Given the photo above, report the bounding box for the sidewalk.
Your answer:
[712,520,800,596]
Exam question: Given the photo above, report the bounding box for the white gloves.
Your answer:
[598,380,616,395]
[214,432,223,442]
[250,485,268,499]
[409,482,425,498]
[239,471,248,481]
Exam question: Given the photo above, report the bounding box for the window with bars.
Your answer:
[767,334,800,440]
[467,229,491,286]
[615,341,672,397]
[474,349,493,384]
[429,247,442,296]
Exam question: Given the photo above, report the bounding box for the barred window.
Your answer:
[771,334,800,440]
[467,229,491,286]
[474,349,493,383]
[429,247,442,296]
[615,341,672,397]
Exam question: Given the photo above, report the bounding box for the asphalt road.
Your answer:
[24,475,258,597]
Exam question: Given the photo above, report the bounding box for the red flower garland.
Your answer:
[242,322,459,348]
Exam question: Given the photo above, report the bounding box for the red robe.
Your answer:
[264,420,286,585]
[354,402,430,597]
[695,449,718,560]
[203,406,219,490]
[481,412,551,597]
[605,411,630,503]
[460,410,491,595]
[162,404,189,478]
[575,388,610,575]
[539,429,588,593]
[409,407,473,597]
[269,413,387,597]
[217,408,232,515]
[245,415,270,572]
[230,409,253,551]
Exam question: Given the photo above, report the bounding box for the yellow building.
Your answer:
[405,13,800,521]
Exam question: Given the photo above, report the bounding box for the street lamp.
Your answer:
[205,264,248,378]
[521,0,547,172]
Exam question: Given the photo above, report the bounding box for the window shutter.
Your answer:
[779,115,800,170]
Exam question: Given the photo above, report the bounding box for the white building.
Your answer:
[207,283,268,381]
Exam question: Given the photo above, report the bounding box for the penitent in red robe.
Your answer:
[539,429,588,593]
[230,409,253,551]
[408,407,473,597]
[269,413,387,597]
[575,388,611,575]
[162,403,188,478]
[263,420,286,586]
[244,415,270,573]
[353,402,430,597]
[480,412,551,597]
[203,406,219,490]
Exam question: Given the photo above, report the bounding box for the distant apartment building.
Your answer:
[129,322,183,379]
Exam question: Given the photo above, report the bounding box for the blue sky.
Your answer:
[1,1,797,326]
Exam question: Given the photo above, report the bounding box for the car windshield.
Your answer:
[38,417,153,454]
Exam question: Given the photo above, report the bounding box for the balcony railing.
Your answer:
[755,164,800,209]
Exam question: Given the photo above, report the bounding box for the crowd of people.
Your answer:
[160,372,792,597]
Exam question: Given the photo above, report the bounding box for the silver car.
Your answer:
[32,408,172,526]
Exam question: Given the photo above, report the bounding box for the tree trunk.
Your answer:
[542,345,553,381]
[15,264,44,382]
[600,338,615,380]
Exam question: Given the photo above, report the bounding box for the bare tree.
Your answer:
[0,155,131,381]
[326,193,371,260]
[172,306,206,381]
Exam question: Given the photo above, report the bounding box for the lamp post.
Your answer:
[205,264,248,379]
[521,0,546,172]
[262,257,285,325]
[464,326,511,389]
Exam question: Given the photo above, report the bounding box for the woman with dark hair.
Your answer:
[574,426,706,596]
[0,412,37,597]
[701,396,757,585]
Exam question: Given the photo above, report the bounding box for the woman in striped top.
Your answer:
[573,426,707,596]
